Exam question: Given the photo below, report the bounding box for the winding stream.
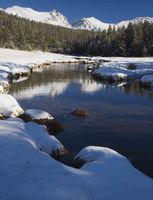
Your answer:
[9,63,153,178]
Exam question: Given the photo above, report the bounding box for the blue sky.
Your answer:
[0,0,153,23]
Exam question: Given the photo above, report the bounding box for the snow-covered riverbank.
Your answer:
[1,48,153,93]
[0,117,153,200]
[0,48,153,199]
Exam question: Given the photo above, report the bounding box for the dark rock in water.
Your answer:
[73,157,86,169]
[127,63,137,70]
[46,119,64,134]
[71,109,89,117]
[19,113,33,122]
[19,113,64,134]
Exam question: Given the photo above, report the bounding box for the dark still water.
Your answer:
[9,64,153,178]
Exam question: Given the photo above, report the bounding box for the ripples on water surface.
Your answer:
[10,64,153,178]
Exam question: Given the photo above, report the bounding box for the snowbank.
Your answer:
[1,48,153,93]
[0,125,152,200]
[0,94,24,117]
[0,48,78,93]
[93,61,153,82]
[0,48,78,66]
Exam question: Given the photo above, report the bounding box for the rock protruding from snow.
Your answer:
[5,6,72,28]
[0,94,24,118]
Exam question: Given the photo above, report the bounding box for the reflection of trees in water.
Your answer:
[10,64,91,94]
[123,81,153,100]
[92,75,153,101]
[10,63,153,101]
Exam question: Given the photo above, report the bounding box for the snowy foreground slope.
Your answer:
[0,118,153,200]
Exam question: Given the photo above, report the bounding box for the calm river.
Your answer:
[9,63,153,178]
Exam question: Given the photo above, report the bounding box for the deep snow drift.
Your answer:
[0,119,153,200]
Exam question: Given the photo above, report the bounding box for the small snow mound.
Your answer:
[74,146,125,164]
[25,122,64,155]
[0,94,24,117]
[25,109,54,120]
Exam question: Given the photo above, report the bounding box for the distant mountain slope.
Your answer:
[73,16,153,31]
[117,17,153,27]
[72,17,114,31]
[3,6,153,30]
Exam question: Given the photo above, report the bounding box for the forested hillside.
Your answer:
[0,11,153,57]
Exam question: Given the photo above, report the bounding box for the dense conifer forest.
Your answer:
[0,11,153,57]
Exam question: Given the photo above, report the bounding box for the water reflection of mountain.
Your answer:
[9,64,153,100]
[10,64,106,99]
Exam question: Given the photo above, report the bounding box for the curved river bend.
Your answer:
[10,63,153,178]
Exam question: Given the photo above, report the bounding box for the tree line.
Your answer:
[0,11,153,57]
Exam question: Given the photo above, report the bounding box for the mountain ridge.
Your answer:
[2,6,153,31]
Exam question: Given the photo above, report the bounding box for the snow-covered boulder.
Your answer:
[140,74,153,88]
[74,146,125,167]
[0,118,64,157]
[25,122,65,157]
[20,109,64,134]
[93,62,153,83]
[25,109,54,120]
[0,94,24,118]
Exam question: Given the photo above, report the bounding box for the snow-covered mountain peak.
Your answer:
[117,16,153,27]
[50,9,60,15]
[49,9,71,27]
[3,6,153,31]
[5,6,72,28]
[72,17,111,31]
